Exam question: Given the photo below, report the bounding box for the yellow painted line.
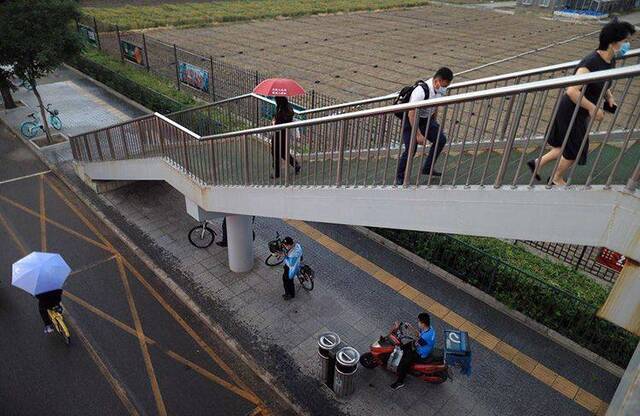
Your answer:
[117,257,168,416]
[0,209,29,255]
[64,291,262,405]
[0,193,114,253]
[44,176,265,407]
[68,311,140,416]
[39,175,47,251]
[286,220,608,415]
[69,255,117,277]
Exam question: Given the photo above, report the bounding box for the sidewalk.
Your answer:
[4,65,623,415]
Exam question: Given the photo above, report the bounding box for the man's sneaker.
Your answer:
[44,325,54,334]
[390,381,405,390]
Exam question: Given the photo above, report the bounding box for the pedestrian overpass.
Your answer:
[70,52,640,414]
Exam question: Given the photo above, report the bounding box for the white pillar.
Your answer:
[597,259,640,336]
[226,215,254,273]
[606,341,640,416]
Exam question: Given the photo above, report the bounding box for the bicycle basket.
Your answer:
[268,240,281,254]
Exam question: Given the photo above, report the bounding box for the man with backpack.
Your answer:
[395,67,454,185]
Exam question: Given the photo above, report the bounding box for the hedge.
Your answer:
[374,229,638,368]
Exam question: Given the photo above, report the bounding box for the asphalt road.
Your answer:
[0,124,293,416]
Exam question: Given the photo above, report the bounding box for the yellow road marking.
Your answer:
[0,194,114,253]
[69,255,118,277]
[0,209,29,256]
[65,291,262,405]
[117,257,168,416]
[286,220,608,415]
[39,175,47,251]
[68,313,140,416]
[46,175,266,409]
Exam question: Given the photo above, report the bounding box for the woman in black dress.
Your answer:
[271,96,300,178]
[528,20,635,186]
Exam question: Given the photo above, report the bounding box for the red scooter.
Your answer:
[359,322,449,384]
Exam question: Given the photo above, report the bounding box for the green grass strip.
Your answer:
[85,0,433,30]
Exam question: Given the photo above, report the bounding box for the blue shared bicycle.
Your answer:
[20,104,62,138]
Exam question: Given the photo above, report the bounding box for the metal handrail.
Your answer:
[297,48,640,116]
[203,64,640,140]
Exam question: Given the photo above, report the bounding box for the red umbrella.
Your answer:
[253,78,305,97]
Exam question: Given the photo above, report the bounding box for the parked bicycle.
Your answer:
[265,232,315,291]
[48,304,71,345]
[20,104,62,138]
[188,220,217,248]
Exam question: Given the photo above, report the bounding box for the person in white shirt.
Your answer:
[396,67,453,185]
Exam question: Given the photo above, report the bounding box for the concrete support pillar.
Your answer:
[606,341,640,416]
[597,259,640,336]
[226,215,254,273]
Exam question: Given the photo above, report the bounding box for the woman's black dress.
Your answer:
[271,107,296,178]
[547,51,614,165]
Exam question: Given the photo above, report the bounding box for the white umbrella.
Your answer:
[12,252,71,296]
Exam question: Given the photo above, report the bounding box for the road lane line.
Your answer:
[117,256,168,416]
[287,219,608,415]
[69,255,117,277]
[65,291,262,405]
[0,170,51,186]
[39,175,47,251]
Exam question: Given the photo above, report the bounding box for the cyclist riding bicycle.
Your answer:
[280,236,302,300]
[36,289,63,334]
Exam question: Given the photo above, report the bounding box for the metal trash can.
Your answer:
[333,347,360,397]
[318,332,343,388]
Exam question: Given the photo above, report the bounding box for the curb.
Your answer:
[352,225,625,379]
[0,115,307,416]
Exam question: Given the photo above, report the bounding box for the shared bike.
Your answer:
[48,305,71,345]
[20,104,62,138]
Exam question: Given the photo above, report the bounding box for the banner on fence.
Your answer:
[596,248,626,272]
[121,40,144,66]
[178,62,209,93]
[78,24,98,48]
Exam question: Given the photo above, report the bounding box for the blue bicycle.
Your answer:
[20,104,62,138]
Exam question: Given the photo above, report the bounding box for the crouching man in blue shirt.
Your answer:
[391,312,436,390]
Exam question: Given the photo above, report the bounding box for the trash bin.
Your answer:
[317,332,343,388]
[333,346,360,397]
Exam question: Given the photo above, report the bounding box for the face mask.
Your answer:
[616,42,631,58]
[437,86,447,95]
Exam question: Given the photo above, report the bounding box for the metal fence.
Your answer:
[520,241,619,283]
[75,15,337,110]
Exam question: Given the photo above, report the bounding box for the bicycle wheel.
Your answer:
[50,115,62,130]
[298,268,314,291]
[20,122,38,138]
[188,225,215,248]
[265,253,284,266]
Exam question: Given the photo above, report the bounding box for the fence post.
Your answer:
[311,90,316,109]
[75,17,80,34]
[574,245,588,271]
[93,17,101,50]
[209,56,216,101]
[115,25,124,63]
[142,34,150,72]
[173,44,181,90]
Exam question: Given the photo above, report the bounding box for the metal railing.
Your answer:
[71,64,640,193]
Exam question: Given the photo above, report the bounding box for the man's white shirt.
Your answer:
[408,78,442,120]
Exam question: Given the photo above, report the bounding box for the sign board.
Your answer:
[121,40,144,66]
[596,248,626,272]
[178,62,209,93]
[78,24,98,48]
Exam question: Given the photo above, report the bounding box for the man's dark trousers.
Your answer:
[396,117,447,184]
[282,265,295,298]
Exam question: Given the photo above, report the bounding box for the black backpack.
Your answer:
[393,80,429,119]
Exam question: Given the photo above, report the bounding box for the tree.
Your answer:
[0,0,83,143]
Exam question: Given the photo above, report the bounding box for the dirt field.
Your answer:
[81,0,215,7]
[145,4,600,100]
